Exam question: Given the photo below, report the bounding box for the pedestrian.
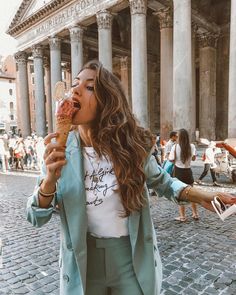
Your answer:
[13,138,25,170]
[0,137,7,172]
[152,133,162,166]
[162,131,178,175]
[196,141,220,186]
[164,131,178,160]
[26,60,236,295]
[169,128,199,222]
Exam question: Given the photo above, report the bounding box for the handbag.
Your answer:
[162,160,174,175]
[162,144,177,176]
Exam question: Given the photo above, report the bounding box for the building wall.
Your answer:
[0,78,17,133]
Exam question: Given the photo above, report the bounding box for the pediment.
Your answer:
[7,0,57,32]
[21,0,52,21]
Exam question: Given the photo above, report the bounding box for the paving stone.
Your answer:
[0,156,235,295]
[13,286,30,294]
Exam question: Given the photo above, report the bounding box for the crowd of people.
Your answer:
[0,133,45,173]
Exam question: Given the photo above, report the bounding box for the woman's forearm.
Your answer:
[179,186,214,204]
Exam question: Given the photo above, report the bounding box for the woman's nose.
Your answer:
[72,85,82,96]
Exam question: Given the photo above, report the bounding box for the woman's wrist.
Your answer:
[39,178,57,197]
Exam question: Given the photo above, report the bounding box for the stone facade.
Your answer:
[0,56,18,134]
[6,0,234,140]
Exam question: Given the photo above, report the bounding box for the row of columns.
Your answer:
[14,0,149,138]
[155,0,220,140]
[14,0,236,139]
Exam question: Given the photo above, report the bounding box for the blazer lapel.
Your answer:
[58,131,87,259]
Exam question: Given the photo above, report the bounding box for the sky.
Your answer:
[0,0,22,58]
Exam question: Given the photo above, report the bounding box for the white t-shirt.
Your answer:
[169,143,196,168]
[83,147,128,238]
[204,147,217,168]
[165,139,176,159]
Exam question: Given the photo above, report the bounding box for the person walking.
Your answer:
[26,60,236,295]
[164,131,178,160]
[169,129,199,222]
[196,141,220,186]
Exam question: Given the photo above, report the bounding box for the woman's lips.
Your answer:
[73,102,81,109]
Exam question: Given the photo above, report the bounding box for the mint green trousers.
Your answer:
[86,234,143,295]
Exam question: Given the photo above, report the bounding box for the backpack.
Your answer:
[202,153,206,161]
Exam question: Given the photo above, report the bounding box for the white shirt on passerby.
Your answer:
[165,140,176,159]
[204,147,217,168]
[169,143,196,168]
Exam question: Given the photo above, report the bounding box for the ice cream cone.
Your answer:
[56,117,72,146]
[53,81,77,146]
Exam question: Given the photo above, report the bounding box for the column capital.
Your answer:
[129,0,147,15]
[48,36,61,50]
[14,51,28,65]
[69,25,84,42]
[198,32,219,48]
[32,45,43,59]
[154,7,173,29]
[96,10,113,30]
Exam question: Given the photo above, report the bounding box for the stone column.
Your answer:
[228,0,236,137]
[154,7,173,139]
[96,10,113,71]
[173,0,193,135]
[120,56,131,106]
[69,25,84,79]
[44,57,52,133]
[148,61,160,133]
[129,0,148,128]
[198,32,218,140]
[49,36,62,129]
[191,22,198,140]
[14,51,31,137]
[65,62,72,90]
[32,45,46,137]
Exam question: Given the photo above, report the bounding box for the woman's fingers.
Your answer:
[45,150,66,164]
[47,160,67,180]
[44,143,65,160]
[217,193,236,205]
[44,133,58,146]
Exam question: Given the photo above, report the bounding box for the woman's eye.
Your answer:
[87,86,94,91]
[71,84,79,88]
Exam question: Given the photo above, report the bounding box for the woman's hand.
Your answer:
[43,132,67,185]
[200,192,236,212]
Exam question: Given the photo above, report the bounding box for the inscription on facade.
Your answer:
[35,0,99,35]
[17,0,122,50]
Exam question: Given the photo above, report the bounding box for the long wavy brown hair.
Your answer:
[178,128,192,164]
[79,60,154,216]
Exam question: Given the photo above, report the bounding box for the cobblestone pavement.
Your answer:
[0,154,235,295]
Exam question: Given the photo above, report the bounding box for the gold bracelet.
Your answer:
[181,186,192,202]
[38,187,56,198]
[38,179,57,198]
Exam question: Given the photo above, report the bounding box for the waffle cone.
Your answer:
[56,117,72,146]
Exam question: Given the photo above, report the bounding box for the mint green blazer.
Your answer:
[27,131,186,295]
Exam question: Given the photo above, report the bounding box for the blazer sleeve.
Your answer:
[144,155,187,203]
[26,166,56,228]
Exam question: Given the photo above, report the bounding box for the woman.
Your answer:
[169,128,198,222]
[26,60,236,295]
